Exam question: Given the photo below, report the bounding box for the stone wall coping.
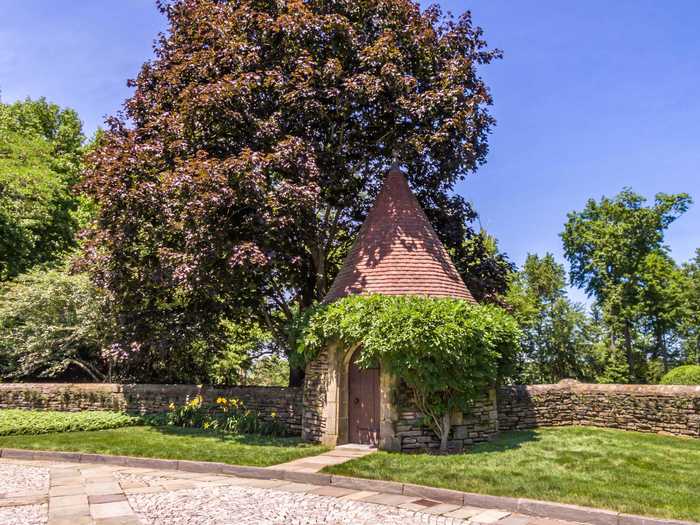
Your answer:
[0,382,302,393]
[500,381,700,397]
[1,447,695,525]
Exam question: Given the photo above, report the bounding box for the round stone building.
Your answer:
[301,166,499,452]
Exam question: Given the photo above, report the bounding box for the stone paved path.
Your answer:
[273,443,376,473]
[0,457,581,525]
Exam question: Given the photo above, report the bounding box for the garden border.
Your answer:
[1,447,695,525]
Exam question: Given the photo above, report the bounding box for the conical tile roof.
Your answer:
[325,166,476,303]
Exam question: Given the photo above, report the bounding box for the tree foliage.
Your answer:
[562,189,692,381]
[506,253,594,383]
[295,294,520,451]
[660,365,700,385]
[0,98,85,280]
[81,0,502,384]
[0,267,108,381]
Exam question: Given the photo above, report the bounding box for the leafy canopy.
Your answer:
[81,0,503,384]
[0,267,108,381]
[561,188,692,381]
[0,98,85,280]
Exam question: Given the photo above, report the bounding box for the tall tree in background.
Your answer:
[507,253,593,383]
[82,0,503,384]
[0,98,85,280]
[680,250,700,365]
[562,189,692,381]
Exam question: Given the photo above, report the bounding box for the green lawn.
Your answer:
[0,425,329,467]
[324,426,700,522]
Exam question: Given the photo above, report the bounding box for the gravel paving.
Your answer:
[129,485,466,525]
[0,463,49,495]
[0,503,47,525]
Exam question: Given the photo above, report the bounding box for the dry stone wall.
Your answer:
[0,383,303,435]
[395,389,499,452]
[301,348,330,442]
[498,380,700,437]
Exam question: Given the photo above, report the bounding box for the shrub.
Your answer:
[0,267,108,380]
[0,409,140,436]
[660,365,700,385]
[295,294,520,451]
[145,396,289,437]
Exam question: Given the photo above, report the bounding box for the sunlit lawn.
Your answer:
[324,426,700,521]
[0,425,329,467]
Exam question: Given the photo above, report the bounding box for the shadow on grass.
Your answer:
[144,424,312,448]
[467,430,540,454]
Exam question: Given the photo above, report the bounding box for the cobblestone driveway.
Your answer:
[0,457,578,525]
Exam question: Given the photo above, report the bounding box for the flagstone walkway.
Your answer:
[0,456,581,525]
[272,443,376,473]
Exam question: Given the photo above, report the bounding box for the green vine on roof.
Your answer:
[294,294,521,452]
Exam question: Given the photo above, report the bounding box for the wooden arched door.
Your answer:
[348,348,380,445]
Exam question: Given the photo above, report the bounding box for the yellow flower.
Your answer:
[169,402,175,410]
[271,411,277,418]
[216,397,227,405]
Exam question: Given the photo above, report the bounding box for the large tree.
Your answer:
[561,189,692,381]
[0,98,85,280]
[82,0,502,383]
[507,253,594,383]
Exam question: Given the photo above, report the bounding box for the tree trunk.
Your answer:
[623,321,634,380]
[289,364,305,387]
[439,412,451,453]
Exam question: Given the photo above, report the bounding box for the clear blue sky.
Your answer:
[2,1,698,304]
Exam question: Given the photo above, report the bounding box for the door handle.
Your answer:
[353,397,360,405]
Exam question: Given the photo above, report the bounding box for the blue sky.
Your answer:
[2,1,698,304]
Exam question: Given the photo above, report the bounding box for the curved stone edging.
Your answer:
[1,447,696,525]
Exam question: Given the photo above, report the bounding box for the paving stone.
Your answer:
[338,490,380,501]
[417,503,463,515]
[90,501,135,519]
[50,484,86,497]
[308,485,356,497]
[85,482,123,496]
[471,509,512,523]
[47,515,94,525]
[498,515,533,525]
[48,504,91,519]
[360,493,419,506]
[276,482,319,493]
[50,494,89,509]
[89,493,127,504]
[443,506,484,519]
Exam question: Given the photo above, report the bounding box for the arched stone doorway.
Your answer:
[347,348,380,445]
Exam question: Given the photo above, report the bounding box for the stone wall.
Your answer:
[395,389,499,452]
[0,383,303,435]
[498,380,700,437]
[301,348,330,443]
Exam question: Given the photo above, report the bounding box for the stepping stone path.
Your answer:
[0,455,582,525]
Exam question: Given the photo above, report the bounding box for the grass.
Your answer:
[0,408,139,435]
[324,426,700,522]
[0,425,328,467]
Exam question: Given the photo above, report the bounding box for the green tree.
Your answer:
[0,98,85,280]
[561,189,691,381]
[0,267,108,381]
[507,253,594,383]
[680,250,700,364]
[81,0,502,384]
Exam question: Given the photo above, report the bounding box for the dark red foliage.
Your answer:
[81,0,502,383]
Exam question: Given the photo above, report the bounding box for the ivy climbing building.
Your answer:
[302,166,500,451]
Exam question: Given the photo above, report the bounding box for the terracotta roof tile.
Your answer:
[324,166,476,303]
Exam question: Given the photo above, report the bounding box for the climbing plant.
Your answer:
[295,295,520,451]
